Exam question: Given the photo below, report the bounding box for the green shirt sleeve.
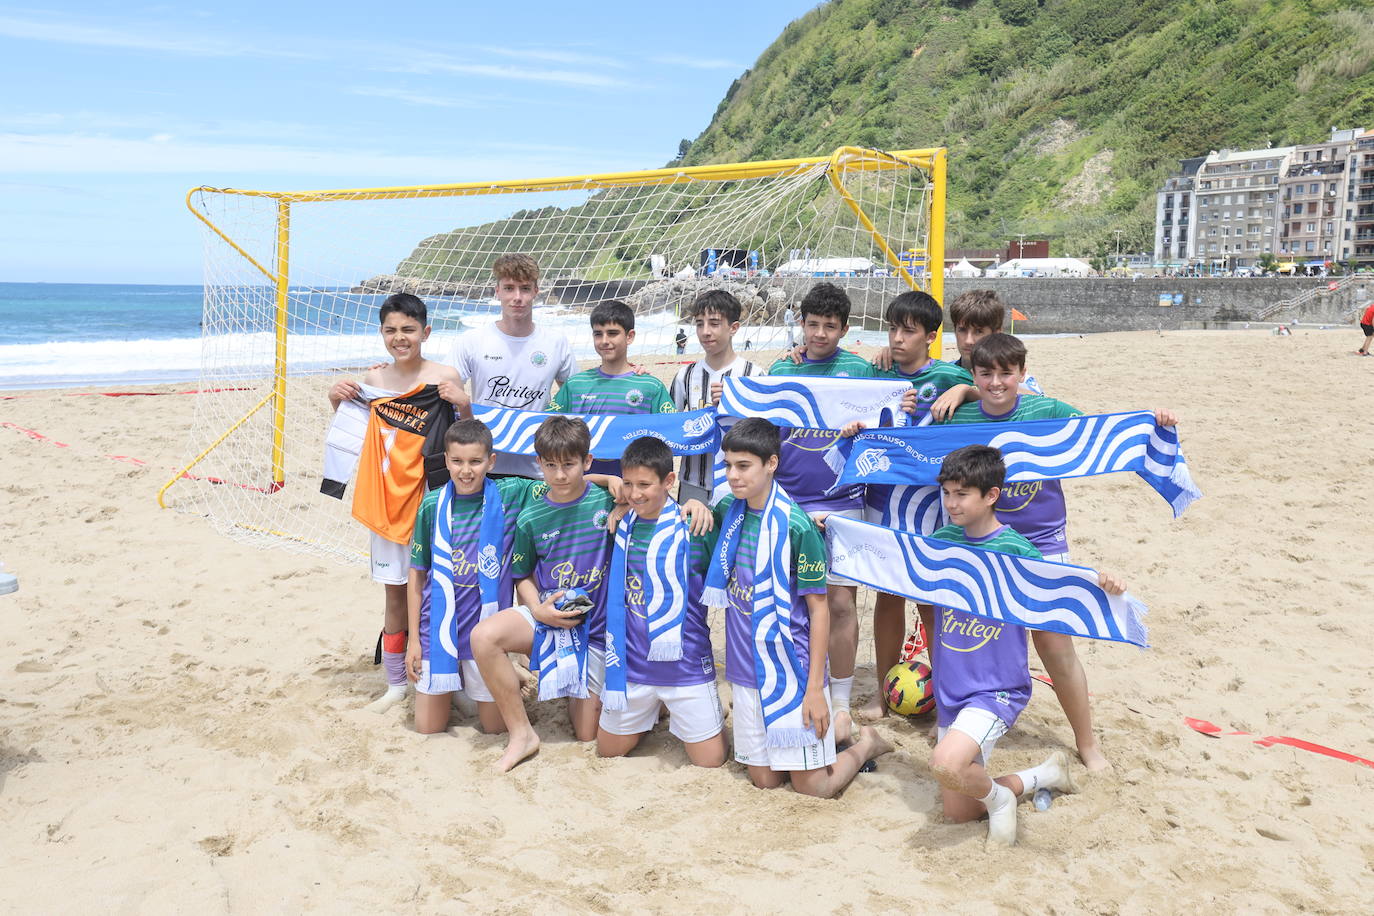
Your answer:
[510,514,535,578]
[651,379,675,413]
[409,494,437,569]
[790,507,828,592]
[549,383,570,413]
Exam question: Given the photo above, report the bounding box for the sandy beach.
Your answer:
[2,328,1372,913]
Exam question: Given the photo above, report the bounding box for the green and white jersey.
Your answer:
[550,368,675,475]
[874,360,973,423]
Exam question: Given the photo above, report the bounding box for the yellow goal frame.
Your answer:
[159,145,947,507]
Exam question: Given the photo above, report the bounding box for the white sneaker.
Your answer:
[0,570,17,596]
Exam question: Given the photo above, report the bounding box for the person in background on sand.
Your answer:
[926,444,1099,847]
[1358,300,1374,356]
[443,253,577,478]
[668,289,761,506]
[327,293,466,713]
[783,304,798,347]
[675,327,688,355]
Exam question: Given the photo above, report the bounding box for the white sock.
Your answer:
[830,675,854,711]
[980,782,1018,846]
[1013,759,1057,800]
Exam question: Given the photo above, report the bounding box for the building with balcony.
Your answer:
[1276,128,1361,267]
[1154,156,1204,267]
[1354,129,1374,271]
[1192,146,1294,270]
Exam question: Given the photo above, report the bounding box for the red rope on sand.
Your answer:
[1185,717,1374,770]
[0,421,70,448]
[0,387,253,401]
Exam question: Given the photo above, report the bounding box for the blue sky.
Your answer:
[0,2,817,283]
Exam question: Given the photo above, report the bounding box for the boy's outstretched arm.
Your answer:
[679,498,715,535]
[802,592,831,739]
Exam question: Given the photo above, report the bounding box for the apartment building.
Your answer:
[1276,128,1361,265]
[1154,156,1204,266]
[1192,146,1294,270]
[1354,129,1374,270]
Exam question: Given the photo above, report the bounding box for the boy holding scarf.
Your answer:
[405,419,541,734]
[708,418,891,796]
[943,334,1177,773]
[598,437,726,767]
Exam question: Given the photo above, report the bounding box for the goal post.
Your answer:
[164,145,947,563]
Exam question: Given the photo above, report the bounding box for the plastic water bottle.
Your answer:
[1033,788,1053,811]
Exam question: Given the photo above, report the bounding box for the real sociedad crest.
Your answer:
[682,413,715,437]
[855,447,892,477]
[478,543,500,580]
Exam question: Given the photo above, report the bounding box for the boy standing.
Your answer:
[943,334,1177,772]
[445,254,577,477]
[327,293,464,712]
[669,289,761,506]
[708,417,890,796]
[767,282,873,742]
[404,419,541,735]
[927,444,1097,846]
[854,291,974,720]
[598,437,726,767]
[549,300,674,476]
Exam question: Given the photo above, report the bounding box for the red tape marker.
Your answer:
[1185,718,1374,770]
[1,421,70,448]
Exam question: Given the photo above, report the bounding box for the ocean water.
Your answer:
[0,282,898,391]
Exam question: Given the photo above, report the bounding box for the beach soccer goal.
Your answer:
[164,146,946,564]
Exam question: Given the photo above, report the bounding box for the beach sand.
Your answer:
[2,328,1372,912]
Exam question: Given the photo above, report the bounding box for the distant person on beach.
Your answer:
[548,300,674,477]
[669,289,760,506]
[783,305,798,347]
[444,254,577,478]
[325,293,465,713]
[1358,301,1374,356]
[675,327,688,354]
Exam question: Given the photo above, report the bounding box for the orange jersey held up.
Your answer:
[351,384,454,545]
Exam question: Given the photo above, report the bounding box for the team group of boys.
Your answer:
[329,254,1177,845]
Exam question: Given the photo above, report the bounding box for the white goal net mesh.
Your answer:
[171,148,940,568]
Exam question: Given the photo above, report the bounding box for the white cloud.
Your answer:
[387,52,629,89]
[0,11,313,58]
[479,45,627,69]
[349,87,484,109]
[0,132,653,180]
[650,54,743,71]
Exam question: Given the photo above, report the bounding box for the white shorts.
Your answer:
[369,532,410,585]
[937,706,1010,767]
[415,658,491,699]
[510,606,607,698]
[731,684,838,772]
[1040,551,1071,565]
[811,507,863,586]
[599,681,724,744]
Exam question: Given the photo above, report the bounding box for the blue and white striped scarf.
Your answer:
[826,515,1149,647]
[602,499,691,712]
[532,615,591,701]
[713,374,913,491]
[702,482,814,748]
[840,411,1202,518]
[473,405,720,459]
[424,479,506,693]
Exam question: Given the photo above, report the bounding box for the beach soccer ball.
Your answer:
[884,661,934,716]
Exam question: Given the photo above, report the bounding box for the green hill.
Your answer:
[390,0,1374,281]
[679,0,1374,259]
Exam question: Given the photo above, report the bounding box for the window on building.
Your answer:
[1305,241,1315,252]
[1309,182,1319,194]
[1302,151,1310,162]
[1223,212,1230,220]
[1306,222,1316,232]
[1292,222,1301,233]
[1271,176,1279,185]
[1328,182,1337,194]
[1294,202,1304,213]
[1295,185,1304,196]
[1267,192,1275,202]
[1326,221,1334,234]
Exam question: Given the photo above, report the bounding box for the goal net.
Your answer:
[165,146,945,566]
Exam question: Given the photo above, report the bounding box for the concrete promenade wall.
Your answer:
[826,277,1372,333]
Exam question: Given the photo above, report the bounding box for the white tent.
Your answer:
[775,256,875,276]
[989,257,1093,278]
[947,258,982,278]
